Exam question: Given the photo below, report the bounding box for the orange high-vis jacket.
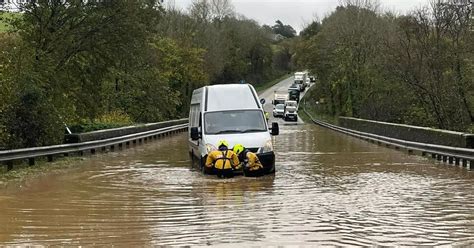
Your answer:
[205,150,240,170]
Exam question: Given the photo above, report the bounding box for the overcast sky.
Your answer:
[169,0,430,32]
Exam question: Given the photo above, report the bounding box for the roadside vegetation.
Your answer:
[296,0,474,132]
[0,12,18,32]
[0,0,296,149]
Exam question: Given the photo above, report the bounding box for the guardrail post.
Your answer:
[442,156,448,163]
[47,155,54,162]
[448,157,454,165]
[437,154,442,161]
[91,149,96,155]
[462,159,468,167]
[421,151,427,156]
[454,157,460,166]
[432,153,436,159]
[6,161,13,171]
[110,145,115,151]
[28,158,35,166]
[470,161,474,170]
[408,149,414,155]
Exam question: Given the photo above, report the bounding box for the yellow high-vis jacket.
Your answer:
[205,150,240,170]
[243,152,264,171]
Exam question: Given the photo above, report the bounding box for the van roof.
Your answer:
[206,84,260,111]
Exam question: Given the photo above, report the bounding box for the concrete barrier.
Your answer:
[339,117,474,149]
[64,119,188,143]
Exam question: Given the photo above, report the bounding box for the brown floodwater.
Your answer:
[1,124,473,246]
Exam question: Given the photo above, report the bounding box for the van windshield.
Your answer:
[204,110,267,134]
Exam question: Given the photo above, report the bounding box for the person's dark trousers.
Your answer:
[217,169,234,178]
[244,169,264,177]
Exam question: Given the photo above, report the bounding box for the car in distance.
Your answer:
[284,100,298,122]
[288,83,300,92]
[273,103,285,118]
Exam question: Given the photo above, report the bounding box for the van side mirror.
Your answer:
[190,127,201,140]
[270,122,279,136]
[260,98,266,105]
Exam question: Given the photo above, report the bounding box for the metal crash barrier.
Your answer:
[303,106,474,170]
[0,120,188,171]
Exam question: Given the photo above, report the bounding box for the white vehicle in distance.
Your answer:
[273,103,285,118]
[188,84,279,175]
[294,71,307,92]
[272,92,288,106]
[284,100,298,122]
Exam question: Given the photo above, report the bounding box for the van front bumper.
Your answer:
[257,151,276,174]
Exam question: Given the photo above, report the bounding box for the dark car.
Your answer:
[288,88,300,103]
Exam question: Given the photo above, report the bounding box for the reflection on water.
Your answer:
[0,124,473,246]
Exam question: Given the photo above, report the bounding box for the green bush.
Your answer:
[3,87,64,149]
[69,110,133,133]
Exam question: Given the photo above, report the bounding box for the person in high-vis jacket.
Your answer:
[233,144,264,177]
[205,140,240,178]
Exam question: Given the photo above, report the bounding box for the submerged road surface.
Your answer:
[0,78,474,246]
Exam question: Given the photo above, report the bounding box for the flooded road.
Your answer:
[1,123,474,246]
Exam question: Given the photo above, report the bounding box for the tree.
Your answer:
[271,20,297,38]
[0,0,290,148]
[300,20,322,39]
[296,0,474,131]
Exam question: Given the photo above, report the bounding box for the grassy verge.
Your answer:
[300,85,339,125]
[0,157,84,188]
[255,72,292,93]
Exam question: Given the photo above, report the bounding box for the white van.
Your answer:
[294,72,307,91]
[188,84,279,174]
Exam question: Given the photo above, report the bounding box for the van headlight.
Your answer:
[206,143,217,153]
[260,140,273,153]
